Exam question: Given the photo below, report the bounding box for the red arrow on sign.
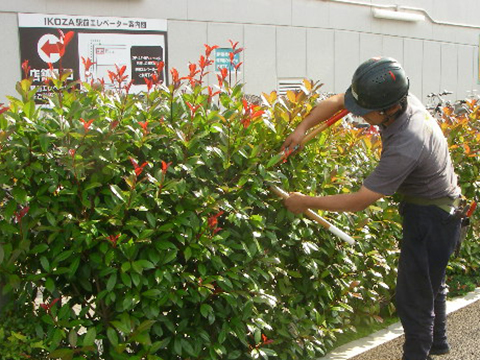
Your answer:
[41,40,64,57]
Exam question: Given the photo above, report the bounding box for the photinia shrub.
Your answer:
[0,39,478,360]
[439,101,480,274]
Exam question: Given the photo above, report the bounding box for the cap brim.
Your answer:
[344,87,373,116]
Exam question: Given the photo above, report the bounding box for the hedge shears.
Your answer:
[268,109,355,245]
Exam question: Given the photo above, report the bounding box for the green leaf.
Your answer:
[46,212,57,226]
[49,348,74,360]
[111,320,130,335]
[0,113,7,130]
[182,338,195,356]
[110,184,125,202]
[228,350,242,359]
[142,289,162,298]
[0,245,3,265]
[107,273,117,292]
[68,257,80,278]
[0,222,17,234]
[146,212,156,227]
[68,330,78,348]
[3,200,17,219]
[23,100,36,118]
[121,272,132,288]
[162,250,177,265]
[45,277,55,293]
[174,337,182,355]
[121,262,131,272]
[107,327,119,347]
[266,152,283,168]
[133,259,155,272]
[136,320,156,333]
[83,327,97,347]
[56,250,73,263]
[85,182,102,191]
[40,256,50,272]
[12,187,27,203]
[200,304,213,318]
[39,133,50,152]
[150,337,171,352]
[184,246,192,261]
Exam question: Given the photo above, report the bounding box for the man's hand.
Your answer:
[281,128,306,155]
[284,192,309,214]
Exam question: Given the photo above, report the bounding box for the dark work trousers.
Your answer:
[396,203,461,360]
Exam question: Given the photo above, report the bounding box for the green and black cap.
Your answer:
[344,57,409,116]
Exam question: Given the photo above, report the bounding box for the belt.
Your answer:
[402,195,463,214]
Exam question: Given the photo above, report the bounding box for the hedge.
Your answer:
[0,40,478,360]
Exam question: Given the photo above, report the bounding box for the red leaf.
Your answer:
[21,60,31,78]
[124,79,134,93]
[199,55,214,70]
[229,40,239,50]
[80,118,94,132]
[0,104,9,115]
[63,31,75,47]
[208,86,220,100]
[130,157,139,169]
[186,102,201,118]
[220,67,228,79]
[117,65,127,77]
[204,44,219,57]
[81,57,95,72]
[234,62,243,71]
[242,99,249,112]
[144,77,153,91]
[107,70,116,83]
[240,118,251,129]
[138,121,149,132]
[189,63,198,75]
[208,211,224,229]
[133,161,148,176]
[108,234,120,247]
[171,68,180,83]
[252,110,264,119]
[161,160,172,175]
[15,206,30,223]
[156,61,165,74]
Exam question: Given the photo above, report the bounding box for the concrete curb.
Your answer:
[317,287,480,360]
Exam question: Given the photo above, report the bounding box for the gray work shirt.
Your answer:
[363,94,461,199]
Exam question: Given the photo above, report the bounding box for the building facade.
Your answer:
[1,0,480,103]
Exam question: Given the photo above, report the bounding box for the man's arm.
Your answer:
[284,186,384,214]
[282,93,346,151]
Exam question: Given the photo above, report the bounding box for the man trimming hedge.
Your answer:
[282,57,462,360]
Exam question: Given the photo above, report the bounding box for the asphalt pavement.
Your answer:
[319,288,480,360]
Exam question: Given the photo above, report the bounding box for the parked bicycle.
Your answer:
[426,90,471,120]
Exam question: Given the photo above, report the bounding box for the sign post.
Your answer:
[18,13,168,102]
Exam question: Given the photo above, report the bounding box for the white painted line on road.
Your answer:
[317,287,480,360]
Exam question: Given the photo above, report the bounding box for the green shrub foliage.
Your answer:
[0,43,478,359]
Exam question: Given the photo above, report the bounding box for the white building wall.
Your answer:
[1,0,480,103]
